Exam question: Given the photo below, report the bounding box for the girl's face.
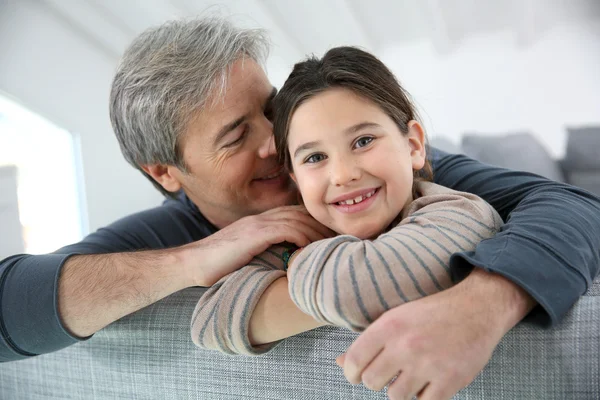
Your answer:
[287,88,426,239]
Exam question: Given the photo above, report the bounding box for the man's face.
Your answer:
[171,59,296,228]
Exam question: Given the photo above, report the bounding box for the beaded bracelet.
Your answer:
[282,246,303,271]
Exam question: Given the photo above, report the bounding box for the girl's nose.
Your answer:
[330,156,361,186]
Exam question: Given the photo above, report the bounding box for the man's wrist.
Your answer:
[459,267,537,334]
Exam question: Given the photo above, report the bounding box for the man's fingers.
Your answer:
[262,208,334,239]
[262,205,309,216]
[360,350,400,392]
[343,326,387,384]
[416,381,457,400]
[386,370,428,400]
[279,221,326,244]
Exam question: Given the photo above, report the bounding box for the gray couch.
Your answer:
[1,130,599,399]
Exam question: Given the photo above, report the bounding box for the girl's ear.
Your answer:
[406,120,426,171]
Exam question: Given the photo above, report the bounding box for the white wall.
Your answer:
[381,20,600,158]
[0,0,163,233]
[0,166,24,259]
[1,0,598,239]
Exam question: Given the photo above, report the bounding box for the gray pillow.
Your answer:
[566,171,600,197]
[563,127,600,170]
[462,132,565,182]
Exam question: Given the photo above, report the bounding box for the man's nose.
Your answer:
[330,156,361,186]
[257,118,276,159]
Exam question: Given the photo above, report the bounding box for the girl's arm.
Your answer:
[190,247,288,355]
[288,182,502,330]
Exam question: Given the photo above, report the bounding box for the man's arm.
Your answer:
[0,201,205,362]
[430,147,600,324]
[0,202,331,362]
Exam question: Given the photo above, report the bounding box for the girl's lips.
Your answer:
[331,188,380,214]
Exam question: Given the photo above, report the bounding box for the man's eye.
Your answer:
[224,126,248,147]
[305,153,326,164]
[354,136,374,149]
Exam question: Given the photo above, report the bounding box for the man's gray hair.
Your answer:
[109,17,270,197]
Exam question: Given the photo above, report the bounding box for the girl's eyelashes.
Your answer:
[304,153,327,164]
[353,135,375,149]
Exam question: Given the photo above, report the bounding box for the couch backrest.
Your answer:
[1,278,599,399]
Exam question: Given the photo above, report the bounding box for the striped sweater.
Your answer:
[190,181,503,355]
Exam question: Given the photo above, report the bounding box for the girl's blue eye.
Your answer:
[305,153,326,164]
[354,136,374,148]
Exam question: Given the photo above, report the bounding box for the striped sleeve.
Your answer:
[288,181,503,331]
[190,246,287,355]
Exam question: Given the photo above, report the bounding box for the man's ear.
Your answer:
[406,120,426,170]
[141,164,182,193]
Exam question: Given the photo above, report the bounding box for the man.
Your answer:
[1,17,599,400]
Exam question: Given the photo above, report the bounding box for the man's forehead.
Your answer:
[204,63,270,116]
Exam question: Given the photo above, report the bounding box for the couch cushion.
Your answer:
[462,133,565,182]
[563,127,600,170]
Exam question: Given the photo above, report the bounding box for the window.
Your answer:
[0,94,86,256]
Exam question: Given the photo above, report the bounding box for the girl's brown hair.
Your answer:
[273,46,432,182]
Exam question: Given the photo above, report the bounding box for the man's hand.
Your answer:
[59,206,332,338]
[336,268,536,400]
[189,205,334,286]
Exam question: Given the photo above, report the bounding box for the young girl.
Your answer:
[190,46,502,355]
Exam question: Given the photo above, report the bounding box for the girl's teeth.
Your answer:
[337,189,376,206]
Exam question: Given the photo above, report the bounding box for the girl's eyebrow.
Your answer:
[292,122,381,159]
[344,122,380,135]
[293,140,320,159]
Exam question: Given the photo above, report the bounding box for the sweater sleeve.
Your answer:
[430,147,600,325]
[0,195,213,362]
[190,246,287,355]
[288,183,503,331]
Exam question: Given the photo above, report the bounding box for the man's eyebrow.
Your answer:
[213,115,246,146]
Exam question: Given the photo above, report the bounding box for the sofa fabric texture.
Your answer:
[1,281,599,400]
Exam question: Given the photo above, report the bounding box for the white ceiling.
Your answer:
[41,0,600,66]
